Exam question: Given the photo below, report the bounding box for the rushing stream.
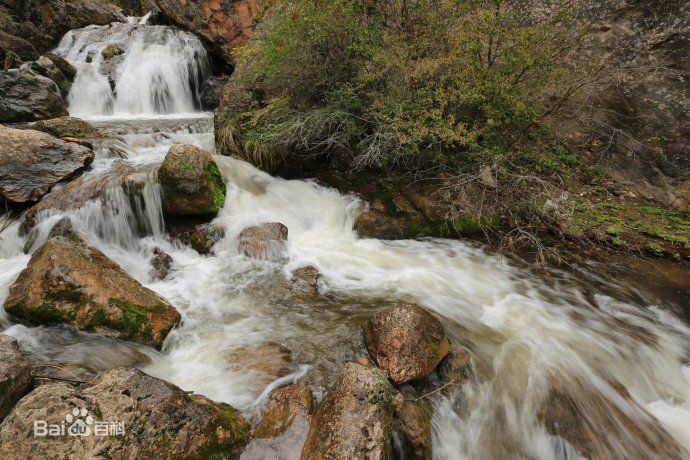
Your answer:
[1,16,689,460]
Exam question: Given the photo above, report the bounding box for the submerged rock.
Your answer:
[224,342,293,387]
[362,303,450,384]
[0,367,250,458]
[301,362,394,460]
[243,384,314,460]
[539,382,683,459]
[0,335,32,421]
[238,222,288,260]
[0,125,93,205]
[158,144,227,216]
[0,68,68,123]
[170,222,225,255]
[3,234,181,349]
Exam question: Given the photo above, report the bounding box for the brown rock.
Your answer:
[0,30,38,61]
[172,223,225,255]
[3,235,180,349]
[150,248,173,280]
[238,222,288,260]
[362,303,450,384]
[158,144,226,216]
[154,0,261,62]
[30,116,98,139]
[392,386,433,460]
[437,344,474,389]
[301,362,394,460]
[0,335,32,421]
[0,367,250,459]
[255,384,313,439]
[0,125,93,205]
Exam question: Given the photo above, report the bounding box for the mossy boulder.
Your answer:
[23,54,74,97]
[362,303,450,384]
[158,144,227,216]
[0,367,250,459]
[3,232,180,349]
[301,362,394,459]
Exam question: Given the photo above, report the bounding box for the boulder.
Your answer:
[0,125,93,205]
[22,55,74,96]
[200,76,225,111]
[43,53,77,81]
[392,387,433,460]
[243,384,314,459]
[0,367,250,458]
[362,303,450,384]
[30,116,98,139]
[276,265,320,305]
[153,0,261,62]
[539,382,683,459]
[0,335,32,421]
[0,30,39,62]
[237,222,288,260]
[3,234,181,349]
[0,68,68,123]
[150,248,173,280]
[158,144,227,216]
[301,362,394,460]
[170,222,225,255]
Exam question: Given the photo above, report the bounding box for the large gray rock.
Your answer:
[362,303,450,384]
[0,125,93,205]
[301,362,394,460]
[4,233,181,349]
[0,68,68,122]
[158,144,227,216]
[0,30,39,62]
[0,335,31,421]
[22,54,75,97]
[0,367,251,459]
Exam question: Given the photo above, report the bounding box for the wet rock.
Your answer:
[362,302,450,384]
[436,345,474,388]
[0,125,93,205]
[392,386,433,460]
[101,43,123,61]
[0,68,68,123]
[243,384,314,460]
[173,223,225,255]
[0,0,125,52]
[158,144,227,216]
[539,382,683,459]
[42,53,77,81]
[301,362,394,460]
[3,235,181,349]
[200,76,225,111]
[0,335,32,421]
[238,222,288,260]
[150,248,173,280]
[30,116,97,139]
[0,367,250,458]
[255,384,313,439]
[0,30,39,62]
[22,55,74,97]
[154,0,261,62]
[224,342,293,387]
[48,216,82,241]
[275,265,321,305]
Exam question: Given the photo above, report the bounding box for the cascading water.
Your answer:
[0,14,689,460]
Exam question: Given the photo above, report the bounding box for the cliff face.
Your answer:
[550,0,689,208]
[0,0,125,52]
[154,0,262,63]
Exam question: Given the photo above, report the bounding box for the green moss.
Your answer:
[90,299,154,340]
[24,303,68,324]
[181,160,194,171]
[202,162,227,214]
[59,132,85,139]
[451,215,498,236]
[101,44,120,60]
[646,243,664,256]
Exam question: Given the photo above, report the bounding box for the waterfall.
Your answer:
[54,22,209,117]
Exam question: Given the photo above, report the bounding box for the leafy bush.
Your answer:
[217,0,597,243]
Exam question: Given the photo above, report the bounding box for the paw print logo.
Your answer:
[66,407,93,437]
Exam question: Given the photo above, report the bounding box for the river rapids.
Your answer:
[0,15,688,460]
